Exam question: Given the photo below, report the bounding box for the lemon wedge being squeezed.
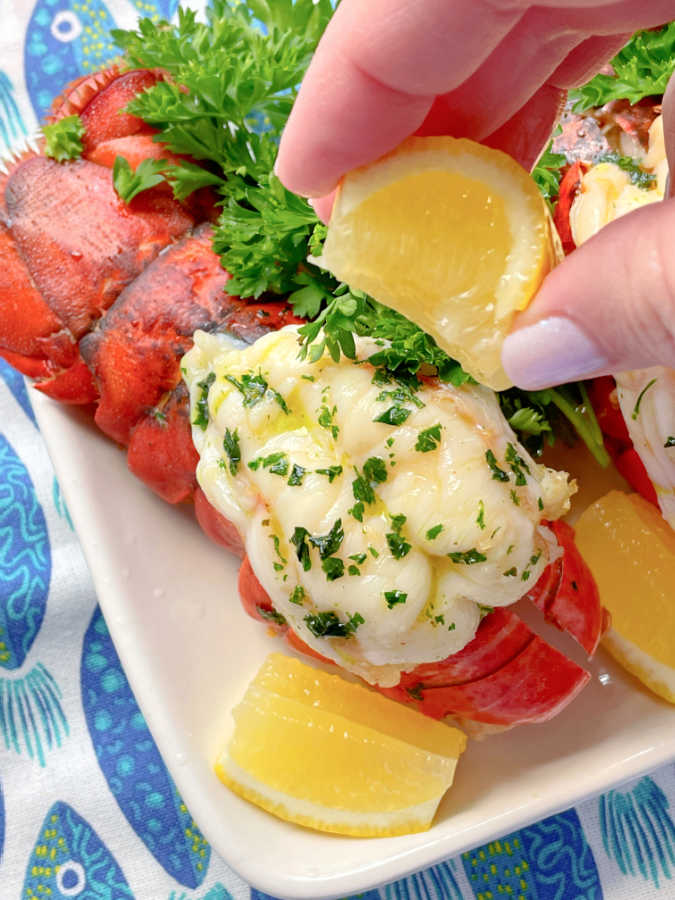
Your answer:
[317,136,559,390]
[216,654,466,836]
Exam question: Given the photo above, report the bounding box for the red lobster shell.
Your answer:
[0,66,609,727]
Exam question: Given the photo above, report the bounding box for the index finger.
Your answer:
[275,0,521,196]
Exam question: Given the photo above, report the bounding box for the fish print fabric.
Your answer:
[1,3,675,899]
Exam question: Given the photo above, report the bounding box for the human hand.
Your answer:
[276,1,675,387]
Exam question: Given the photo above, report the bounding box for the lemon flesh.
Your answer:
[575,491,675,703]
[318,136,558,390]
[215,654,466,836]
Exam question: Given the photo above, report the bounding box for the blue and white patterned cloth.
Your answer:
[1,3,674,898]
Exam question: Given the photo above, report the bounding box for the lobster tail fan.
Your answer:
[600,776,675,888]
[0,663,68,766]
[0,71,27,153]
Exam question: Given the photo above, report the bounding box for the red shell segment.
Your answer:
[127,382,199,503]
[193,487,245,555]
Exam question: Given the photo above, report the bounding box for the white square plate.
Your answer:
[32,390,675,899]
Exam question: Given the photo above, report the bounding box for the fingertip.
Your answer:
[309,192,336,224]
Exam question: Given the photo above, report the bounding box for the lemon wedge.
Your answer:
[575,491,675,703]
[215,653,466,836]
[317,136,559,389]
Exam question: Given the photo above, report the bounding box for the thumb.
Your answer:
[501,197,675,389]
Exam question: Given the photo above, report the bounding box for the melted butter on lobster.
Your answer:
[184,326,575,687]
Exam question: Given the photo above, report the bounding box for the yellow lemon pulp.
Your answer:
[215,653,466,836]
[318,136,558,390]
[575,491,675,703]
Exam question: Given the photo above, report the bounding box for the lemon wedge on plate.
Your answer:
[316,136,559,389]
[215,653,466,836]
[575,491,675,703]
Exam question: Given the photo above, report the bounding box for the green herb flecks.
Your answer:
[288,463,306,486]
[415,424,443,453]
[384,590,407,608]
[448,548,487,565]
[192,372,216,430]
[318,403,339,439]
[321,557,345,581]
[374,405,411,426]
[223,427,240,475]
[291,526,311,571]
[597,152,656,189]
[315,465,343,482]
[226,371,288,413]
[256,606,287,627]
[43,115,85,162]
[289,585,305,605]
[505,442,531,485]
[304,610,364,638]
[386,514,411,560]
[248,451,289,476]
[665,436,675,448]
[485,449,509,482]
[632,378,658,420]
[309,519,344,559]
[476,500,485,531]
[426,524,444,541]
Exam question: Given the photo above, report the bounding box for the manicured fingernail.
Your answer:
[501,317,609,389]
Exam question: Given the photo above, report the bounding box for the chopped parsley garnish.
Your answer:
[415,423,443,452]
[315,465,343,482]
[505,442,530,485]
[349,553,367,565]
[318,403,339,439]
[597,152,656,189]
[288,463,306,486]
[301,374,315,382]
[386,514,411,559]
[476,500,485,530]
[485,449,509,482]
[270,534,287,570]
[665,437,675,448]
[192,372,216,430]
[256,606,287,627]
[248,451,289,476]
[632,378,658,420]
[448,548,487,565]
[478,604,494,619]
[384,590,407,608]
[503,567,518,577]
[538,497,544,511]
[426,524,444,541]
[521,570,531,582]
[113,156,167,204]
[304,610,364,638]
[289,585,305,605]
[225,371,289,413]
[363,456,388,484]
[348,565,361,576]
[374,405,411,426]
[309,519,344,558]
[222,427,240,475]
[510,489,521,506]
[291,526,312,571]
[321,557,345,581]
[43,114,85,162]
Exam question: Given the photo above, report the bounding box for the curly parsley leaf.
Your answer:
[113,156,167,204]
[43,115,85,162]
[570,23,675,110]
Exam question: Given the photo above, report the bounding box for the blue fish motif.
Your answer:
[0,357,36,426]
[252,890,379,900]
[170,885,233,900]
[462,808,603,899]
[381,860,463,900]
[24,0,181,122]
[81,605,210,888]
[0,780,5,864]
[0,70,28,154]
[600,775,675,888]
[52,477,74,530]
[22,800,133,899]
[0,435,50,669]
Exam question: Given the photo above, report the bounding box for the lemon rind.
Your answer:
[603,628,675,704]
[216,754,444,836]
